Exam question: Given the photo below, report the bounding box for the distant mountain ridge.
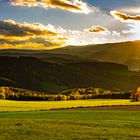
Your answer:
[49,40,140,71]
[0,40,140,71]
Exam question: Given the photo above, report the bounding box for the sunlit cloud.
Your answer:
[63,28,122,46]
[122,23,140,40]
[84,25,108,33]
[117,7,140,15]
[10,0,92,14]
[0,19,68,49]
[0,19,57,37]
[110,10,140,22]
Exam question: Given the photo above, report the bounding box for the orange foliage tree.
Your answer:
[131,87,140,102]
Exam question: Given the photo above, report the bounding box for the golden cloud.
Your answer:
[0,19,67,49]
[110,10,140,22]
[85,25,108,33]
[0,19,57,37]
[0,42,61,50]
[10,0,91,14]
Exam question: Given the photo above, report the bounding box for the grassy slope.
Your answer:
[0,110,140,140]
[0,99,140,112]
[50,41,140,71]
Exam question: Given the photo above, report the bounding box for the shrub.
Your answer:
[0,92,6,100]
[61,95,67,101]
[131,88,140,102]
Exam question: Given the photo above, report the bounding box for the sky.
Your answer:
[0,0,140,49]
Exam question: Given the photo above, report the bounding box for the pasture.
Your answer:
[0,99,140,140]
[0,99,140,112]
[0,110,140,140]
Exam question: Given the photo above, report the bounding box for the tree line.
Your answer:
[0,86,132,101]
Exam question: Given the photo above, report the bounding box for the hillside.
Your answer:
[49,40,140,71]
[0,56,140,92]
[0,49,94,63]
[1,41,140,71]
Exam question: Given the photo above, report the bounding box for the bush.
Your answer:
[0,92,6,100]
[131,88,140,102]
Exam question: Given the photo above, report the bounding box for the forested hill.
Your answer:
[1,41,140,71]
[0,56,140,93]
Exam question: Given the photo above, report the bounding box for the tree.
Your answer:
[61,95,67,101]
[131,87,140,102]
[0,92,6,100]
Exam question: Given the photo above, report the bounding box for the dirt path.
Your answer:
[51,105,140,111]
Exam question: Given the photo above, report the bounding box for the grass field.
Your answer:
[0,99,140,140]
[0,110,140,140]
[0,99,140,112]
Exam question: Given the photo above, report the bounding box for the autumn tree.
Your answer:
[0,92,6,100]
[131,87,140,102]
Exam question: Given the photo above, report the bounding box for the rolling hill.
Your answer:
[0,56,140,92]
[1,40,140,71]
[0,40,140,92]
[49,40,140,71]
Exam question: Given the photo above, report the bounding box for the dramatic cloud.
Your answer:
[0,19,123,49]
[10,0,92,14]
[0,19,57,37]
[63,28,122,46]
[110,10,140,22]
[110,10,140,40]
[85,25,108,33]
[0,19,68,49]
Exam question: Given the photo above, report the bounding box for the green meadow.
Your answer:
[0,99,140,140]
[0,110,140,140]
